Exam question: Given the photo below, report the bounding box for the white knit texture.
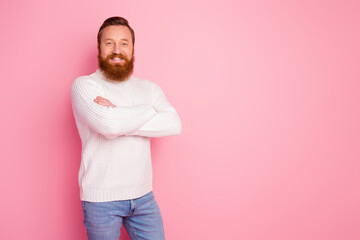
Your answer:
[71,70,181,202]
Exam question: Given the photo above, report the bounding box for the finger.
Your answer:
[94,98,115,107]
[96,96,107,100]
[94,98,108,103]
[97,101,110,105]
[94,99,106,104]
[99,99,114,105]
[96,102,111,106]
[95,100,114,107]
[95,97,113,104]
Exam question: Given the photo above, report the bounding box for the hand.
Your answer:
[94,96,116,107]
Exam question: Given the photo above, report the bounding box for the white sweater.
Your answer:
[71,70,181,202]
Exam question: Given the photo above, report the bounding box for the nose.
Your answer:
[112,43,121,54]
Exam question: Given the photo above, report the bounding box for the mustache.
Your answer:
[105,53,127,61]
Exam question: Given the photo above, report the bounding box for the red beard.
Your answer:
[98,53,134,82]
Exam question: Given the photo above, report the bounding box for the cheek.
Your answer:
[102,52,108,59]
[125,48,134,59]
[100,47,110,58]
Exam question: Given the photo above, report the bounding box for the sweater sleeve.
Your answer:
[71,77,157,139]
[128,83,182,137]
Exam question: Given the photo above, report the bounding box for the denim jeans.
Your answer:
[81,191,165,240]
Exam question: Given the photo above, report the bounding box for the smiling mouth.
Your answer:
[110,57,125,63]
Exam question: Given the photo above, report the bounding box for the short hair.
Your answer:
[97,16,135,46]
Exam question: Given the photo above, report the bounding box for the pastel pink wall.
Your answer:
[1,0,359,239]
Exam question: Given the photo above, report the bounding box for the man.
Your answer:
[71,16,181,239]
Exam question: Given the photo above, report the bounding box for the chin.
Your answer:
[111,62,125,66]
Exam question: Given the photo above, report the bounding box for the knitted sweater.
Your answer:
[71,70,181,202]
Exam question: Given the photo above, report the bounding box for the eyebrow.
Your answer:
[104,38,129,41]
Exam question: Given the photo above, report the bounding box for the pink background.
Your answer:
[1,0,359,239]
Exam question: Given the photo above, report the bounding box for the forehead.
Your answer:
[101,25,132,41]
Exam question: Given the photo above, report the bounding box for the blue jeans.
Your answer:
[81,191,165,240]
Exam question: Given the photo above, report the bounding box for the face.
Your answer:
[98,25,134,82]
[100,25,133,63]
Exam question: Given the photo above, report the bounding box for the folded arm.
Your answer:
[127,84,182,137]
[71,77,157,139]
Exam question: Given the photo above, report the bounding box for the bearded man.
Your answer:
[71,16,181,240]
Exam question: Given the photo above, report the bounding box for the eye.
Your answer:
[106,42,113,45]
[121,42,128,46]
